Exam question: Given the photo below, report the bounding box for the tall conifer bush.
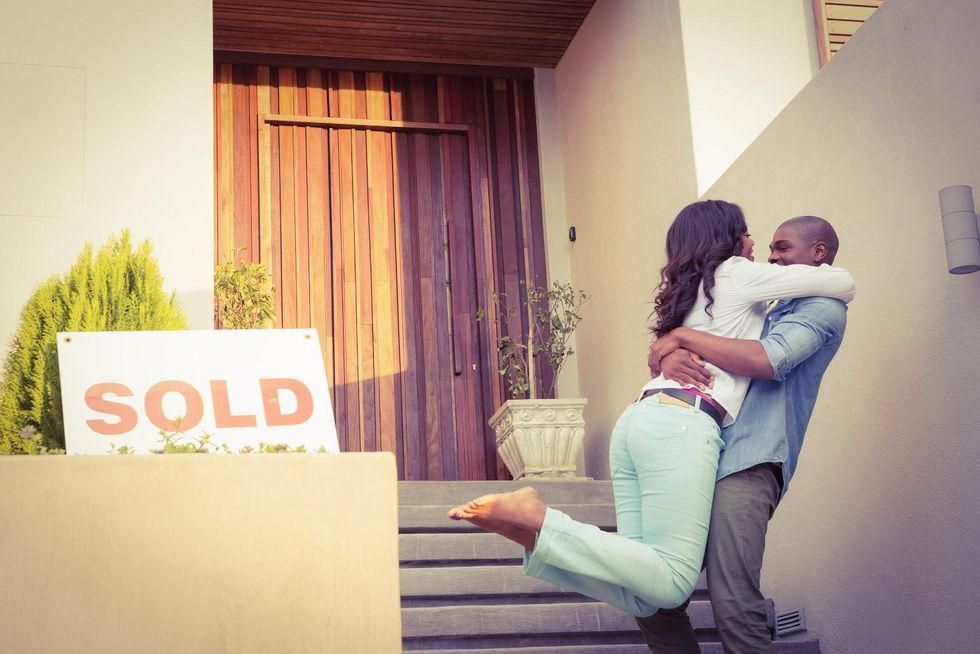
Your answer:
[0,231,187,453]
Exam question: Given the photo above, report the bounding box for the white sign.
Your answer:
[57,329,339,455]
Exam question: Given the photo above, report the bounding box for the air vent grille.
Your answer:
[775,607,807,638]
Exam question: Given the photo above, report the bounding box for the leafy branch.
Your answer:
[214,249,276,329]
[478,281,588,400]
[108,420,325,455]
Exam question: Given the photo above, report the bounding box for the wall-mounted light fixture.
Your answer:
[939,185,980,274]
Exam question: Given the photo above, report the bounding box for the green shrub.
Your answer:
[108,428,324,455]
[0,231,187,453]
[214,253,275,329]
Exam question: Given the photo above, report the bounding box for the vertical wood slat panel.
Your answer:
[477,78,508,480]
[294,71,312,329]
[351,72,378,454]
[512,79,553,399]
[453,80,491,481]
[436,75,458,476]
[337,70,362,453]
[409,77,441,479]
[378,74,407,478]
[489,77,526,442]
[278,68,298,329]
[216,64,235,268]
[327,72,348,449]
[416,73,457,478]
[430,131,458,480]
[415,75,459,478]
[365,71,402,476]
[269,74,284,327]
[454,145,483,478]
[389,74,425,480]
[406,76,435,478]
[466,76,502,480]
[381,82,406,473]
[213,65,221,290]
[256,67,275,323]
[435,75,461,478]
[231,66,252,261]
[247,67,260,263]
[217,63,551,480]
[306,70,332,394]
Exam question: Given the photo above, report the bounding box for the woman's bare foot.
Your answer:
[466,517,537,550]
[447,486,547,535]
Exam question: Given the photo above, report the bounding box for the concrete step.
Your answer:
[402,601,720,639]
[408,647,657,654]
[408,641,821,654]
[399,480,615,506]
[703,643,821,654]
[399,504,617,532]
[401,564,709,599]
[400,532,526,564]
[397,481,817,653]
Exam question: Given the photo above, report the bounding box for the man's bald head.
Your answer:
[769,215,840,266]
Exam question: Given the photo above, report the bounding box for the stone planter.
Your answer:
[489,398,588,480]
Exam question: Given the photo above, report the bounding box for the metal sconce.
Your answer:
[939,185,980,274]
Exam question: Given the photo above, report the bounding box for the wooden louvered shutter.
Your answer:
[812,0,886,67]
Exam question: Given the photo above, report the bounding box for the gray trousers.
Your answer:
[635,463,783,654]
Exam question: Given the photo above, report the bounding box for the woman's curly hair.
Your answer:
[651,200,748,338]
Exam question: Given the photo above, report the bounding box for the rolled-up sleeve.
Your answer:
[761,300,848,381]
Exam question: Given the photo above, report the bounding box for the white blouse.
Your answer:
[641,257,856,426]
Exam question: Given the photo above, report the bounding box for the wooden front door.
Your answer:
[215,64,549,480]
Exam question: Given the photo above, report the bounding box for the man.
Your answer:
[636,215,852,653]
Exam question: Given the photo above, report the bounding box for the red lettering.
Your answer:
[85,383,138,436]
[210,380,257,428]
[260,378,313,427]
[145,380,204,432]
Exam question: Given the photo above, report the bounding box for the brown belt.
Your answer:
[638,388,725,428]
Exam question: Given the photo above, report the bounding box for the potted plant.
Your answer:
[478,281,588,480]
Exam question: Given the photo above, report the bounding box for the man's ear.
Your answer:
[813,242,829,263]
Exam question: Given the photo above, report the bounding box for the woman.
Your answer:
[448,200,855,616]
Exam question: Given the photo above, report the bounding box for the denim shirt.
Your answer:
[716,296,848,498]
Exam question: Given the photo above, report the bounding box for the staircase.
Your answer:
[399,480,821,654]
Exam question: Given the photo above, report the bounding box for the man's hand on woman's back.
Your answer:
[648,337,715,389]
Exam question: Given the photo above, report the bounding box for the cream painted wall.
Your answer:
[0,0,214,349]
[703,0,980,651]
[680,0,818,194]
[534,68,585,475]
[549,0,980,648]
[533,68,581,402]
[553,0,698,477]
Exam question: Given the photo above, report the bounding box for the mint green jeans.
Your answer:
[523,393,724,616]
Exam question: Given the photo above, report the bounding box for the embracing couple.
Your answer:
[449,199,855,653]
